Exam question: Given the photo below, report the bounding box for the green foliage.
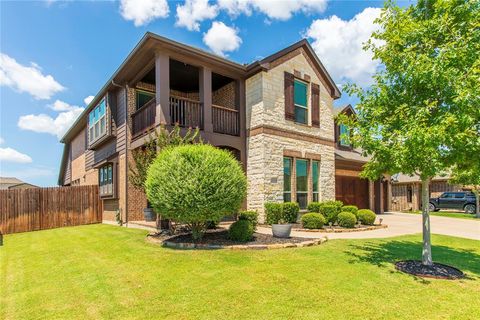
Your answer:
[228,220,254,242]
[322,200,344,212]
[283,202,300,223]
[145,144,247,240]
[129,124,201,192]
[357,209,376,225]
[319,204,340,224]
[342,205,359,217]
[301,213,326,229]
[264,202,299,224]
[238,210,258,229]
[307,202,322,213]
[265,203,283,225]
[337,212,357,228]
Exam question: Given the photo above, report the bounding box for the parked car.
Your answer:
[429,192,477,214]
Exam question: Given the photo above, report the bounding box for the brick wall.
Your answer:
[213,81,236,109]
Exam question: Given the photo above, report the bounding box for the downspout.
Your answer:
[111,80,129,227]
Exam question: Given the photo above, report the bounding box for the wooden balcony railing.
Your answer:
[212,104,240,136]
[131,98,156,138]
[170,96,203,129]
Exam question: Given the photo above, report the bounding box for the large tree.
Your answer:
[343,0,480,266]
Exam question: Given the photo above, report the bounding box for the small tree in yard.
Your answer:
[343,0,480,266]
[145,144,247,240]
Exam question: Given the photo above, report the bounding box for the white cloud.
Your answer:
[306,7,382,86]
[0,147,33,163]
[18,107,84,139]
[0,53,65,100]
[203,21,242,56]
[120,0,169,26]
[84,95,94,105]
[48,100,79,112]
[176,0,218,31]
[217,0,327,20]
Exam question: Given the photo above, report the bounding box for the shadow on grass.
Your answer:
[345,240,480,282]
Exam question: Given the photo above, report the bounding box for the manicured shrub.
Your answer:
[307,202,322,213]
[301,213,326,229]
[319,204,340,224]
[322,200,344,212]
[228,220,254,242]
[342,205,359,217]
[337,211,357,228]
[146,144,247,240]
[283,202,300,223]
[238,210,258,229]
[265,202,283,225]
[357,209,376,225]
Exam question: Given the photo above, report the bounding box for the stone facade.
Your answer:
[246,51,336,222]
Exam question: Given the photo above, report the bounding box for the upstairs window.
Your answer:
[339,123,351,147]
[99,163,114,197]
[136,90,155,110]
[294,80,308,124]
[88,99,107,144]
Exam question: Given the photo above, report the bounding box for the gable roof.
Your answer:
[334,104,356,116]
[0,177,38,190]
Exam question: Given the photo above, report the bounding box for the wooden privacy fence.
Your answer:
[0,185,102,234]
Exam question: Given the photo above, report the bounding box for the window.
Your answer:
[296,159,308,209]
[312,161,319,202]
[283,157,292,202]
[88,99,107,144]
[441,192,454,199]
[339,124,350,147]
[136,90,155,110]
[99,163,114,197]
[407,186,413,203]
[454,193,465,199]
[294,79,308,124]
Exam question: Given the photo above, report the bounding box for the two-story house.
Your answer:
[58,32,387,223]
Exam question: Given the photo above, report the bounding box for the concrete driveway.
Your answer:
[256,212,480,240]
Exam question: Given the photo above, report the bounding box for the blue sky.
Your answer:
[0,0,412,186]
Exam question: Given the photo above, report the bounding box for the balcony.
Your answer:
[212,104,239,136]
[131,98,156,138]
[170,95,203,129]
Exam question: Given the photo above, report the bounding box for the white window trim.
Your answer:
[88,98,108,145]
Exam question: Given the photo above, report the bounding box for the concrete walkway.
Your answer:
[256,212,480,240]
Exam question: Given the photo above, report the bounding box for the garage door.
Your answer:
[335,176,369,209]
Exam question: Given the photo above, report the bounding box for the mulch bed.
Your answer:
[147,228,328,250]
[165,230,308,245]
[395,260,465,280]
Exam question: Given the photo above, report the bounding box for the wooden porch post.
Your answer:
[155,52,170,126]
[199,67,212,132]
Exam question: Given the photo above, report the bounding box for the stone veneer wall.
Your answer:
[246,49,336,222]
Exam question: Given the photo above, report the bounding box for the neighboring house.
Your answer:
[58,32,380,223]
[333,105,391,214]
[390,174,464,211]
[0,177,38,190]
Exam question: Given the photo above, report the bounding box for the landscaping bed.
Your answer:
[147,229,328,249]
[260,223,387,233]
[395,260,465,280]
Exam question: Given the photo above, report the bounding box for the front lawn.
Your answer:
[403,210,478,220]
[1,224,479,320]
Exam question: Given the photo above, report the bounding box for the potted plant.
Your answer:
[265,202,299,238]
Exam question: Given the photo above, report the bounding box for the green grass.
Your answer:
[1,224,479,320]
[403,210,478,220]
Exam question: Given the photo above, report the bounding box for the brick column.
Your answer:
[155,52,170,125]
[199,67,212,132]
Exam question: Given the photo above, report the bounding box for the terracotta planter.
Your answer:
[143,208,156,222]
[272,224,292,238]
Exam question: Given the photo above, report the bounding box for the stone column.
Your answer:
[199,67,212,132]
[155,52,170,125]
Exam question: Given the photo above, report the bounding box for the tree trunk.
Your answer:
[421,178,433,266]
[475,188,480,219]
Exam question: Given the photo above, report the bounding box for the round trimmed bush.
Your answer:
[301,213,326,229]
[342,205,358,217]
[238,210,258,229]
[357,209,376,225]
[228,220,254,242]
[265,202,283,225]
[322,200,344,212]
[337,211,357,228]
[319,204,339,224]
[146,144,247,240]
[283,202,300,223]
[307,202,322,213]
